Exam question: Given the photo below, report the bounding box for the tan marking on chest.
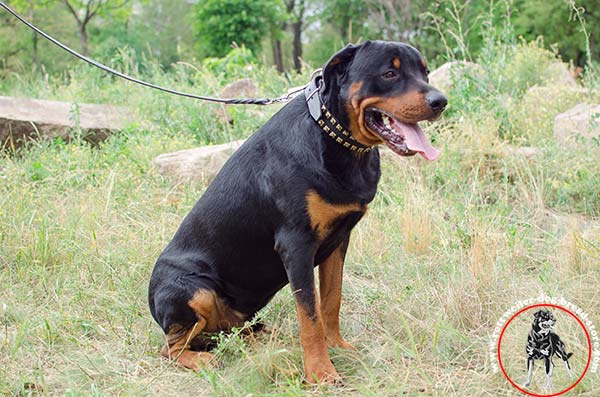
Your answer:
[306,190,365,240]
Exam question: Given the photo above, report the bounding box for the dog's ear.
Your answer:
[322,43,360,88]
[533,310,542,319]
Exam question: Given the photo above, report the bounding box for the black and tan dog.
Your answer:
[148,40,447,383]
[523,310,574,389]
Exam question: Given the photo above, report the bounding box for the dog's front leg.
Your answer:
[319,238,356,350]
[545,358,554,389]
[276,230,341,384]
[523,358,534,387]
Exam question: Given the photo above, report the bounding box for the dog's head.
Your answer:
[321,40,447,160]
[532,310,556,335]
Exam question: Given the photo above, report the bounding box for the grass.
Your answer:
[1,33,600,397]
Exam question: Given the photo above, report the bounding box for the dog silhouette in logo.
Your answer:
[523,309,573,389]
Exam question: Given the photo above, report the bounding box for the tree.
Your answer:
[289,0,306,72]
[323,0,369,42]
[194,0,285,59]
[7,0,50,67]
[61,0,132,56]
[272,0,296,73]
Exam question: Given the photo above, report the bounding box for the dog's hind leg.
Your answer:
[564,360,573,379]
[161,319,214,371]
[523,358,534,387]
[557,346,574,379]
[160,289,242,371]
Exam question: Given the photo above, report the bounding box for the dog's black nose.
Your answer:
[425,91,448,112]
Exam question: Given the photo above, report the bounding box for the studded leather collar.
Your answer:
[304,74,373,154]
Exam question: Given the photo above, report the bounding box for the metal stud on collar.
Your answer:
[318,105,372,153]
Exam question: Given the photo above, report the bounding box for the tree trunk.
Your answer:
[32,30,39,67]
[340,16,349,42]
[289,0,305,73]
[272,39,284,73]
[79,25,88,56]
[292,21,302,72]
[29,7,39,67]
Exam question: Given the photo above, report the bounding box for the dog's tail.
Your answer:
[567,352,573,359]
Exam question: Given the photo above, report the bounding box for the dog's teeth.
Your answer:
[383,115,391,128]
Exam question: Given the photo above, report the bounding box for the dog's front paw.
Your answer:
[326,334,357,350]
[172,351,216,372]
[305,359,342,385]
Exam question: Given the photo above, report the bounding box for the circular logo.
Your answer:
[496,303,592,396]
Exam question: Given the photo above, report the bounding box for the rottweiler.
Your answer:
[148,40,447,383]
[523,309,574,389]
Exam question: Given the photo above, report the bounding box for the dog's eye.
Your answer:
[425,68,431,75]
[382,70,397,79]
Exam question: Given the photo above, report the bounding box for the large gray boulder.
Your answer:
[0,96,128,147]
[153,140,245,182]
[553,103,600,143]
[428,61,485,93]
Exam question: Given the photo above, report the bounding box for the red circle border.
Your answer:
[497,303,592,397]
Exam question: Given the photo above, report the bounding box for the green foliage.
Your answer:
[1,0,599,77]
[7,0,50,13]
[322,0,371,41]
[193,0,285,58]
[420,0,511,63]
[62,0,133,22]
[202,46,257,79]
[493,40,563,96]
[512,0,600,67]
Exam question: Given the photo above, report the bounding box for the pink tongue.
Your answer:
[393,121,440,160]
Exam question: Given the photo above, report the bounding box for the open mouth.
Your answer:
[364,108,440,161]
[540,321,554,330]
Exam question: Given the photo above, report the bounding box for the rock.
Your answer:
[539,209,600,244]
[428,61,485,93]
[220,78,257,99]
[521,86,592,114]
[153,140,245,182]
[546,61,578,87]
[215,79,258,125]
[499,145,540,159]
[0,96,129,148]
[524,86,591,99]
[553,103,600,143]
